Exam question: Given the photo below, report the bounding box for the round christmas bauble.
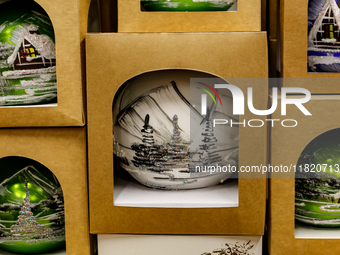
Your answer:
[0,157,65,254]
[113,70,239,190]
[0,0,57,106]
[295,129,340,227]
[141,0,236,12]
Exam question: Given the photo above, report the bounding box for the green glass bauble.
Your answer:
[141,0,235,12]
[0,0,57,106]
[295,129,340,227]
[0,157,65,254]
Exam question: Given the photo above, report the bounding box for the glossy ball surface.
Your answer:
[295,129,340,227]
[113,70,239,190]
[141,0,235,12]
[0,157,65,254]
[0,0,57,106]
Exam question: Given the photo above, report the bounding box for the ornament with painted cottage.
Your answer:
[308,0,340,72]
[0,0,57,106]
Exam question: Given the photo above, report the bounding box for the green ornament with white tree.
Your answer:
[0,157,65,254]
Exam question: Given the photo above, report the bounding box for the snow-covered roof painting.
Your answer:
[308,0,340,71]
[7,24,56,66]
[309,0,340,42]
[0,1,57,106]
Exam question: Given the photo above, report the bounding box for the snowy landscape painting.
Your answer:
[0,156,65,254]
[0,0,57,106]
[295,129,340,228]
[113,70,239,190]
[308,0,340,72]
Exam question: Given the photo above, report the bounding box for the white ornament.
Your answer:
[113,70,239,190]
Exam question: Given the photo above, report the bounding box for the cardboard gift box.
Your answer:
[117,0,261,32]
[279,0,340,93]
[269,95,340,254]
[98,234,263,255]
[86,32,268,235]
[0,0,91,127]
[0,127,90,255]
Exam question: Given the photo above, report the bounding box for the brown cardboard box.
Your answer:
[0,0,91,127]
[269,95,340,254]
[86,32,268,235]
[118,0,261,32]
[280,0,340,93]
[0,127,90,255]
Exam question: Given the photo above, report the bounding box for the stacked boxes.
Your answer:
[86,0,268,254]
[0,1,92,255]
[268,0,340,253]
[269,95,340,254]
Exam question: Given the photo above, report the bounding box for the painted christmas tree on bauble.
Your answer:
[0,0,57,106]
[141,0,236,12]
[0,158,65,254]
[308,0,340,72]
[113,70,239,190]
[295,129,340,227]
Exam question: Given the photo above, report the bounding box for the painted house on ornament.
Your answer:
[308,0,340,71]
[6,24,56,71]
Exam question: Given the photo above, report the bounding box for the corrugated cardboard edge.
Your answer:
[79,0,92,126]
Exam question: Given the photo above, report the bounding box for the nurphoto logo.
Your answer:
[197,82,312,128]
